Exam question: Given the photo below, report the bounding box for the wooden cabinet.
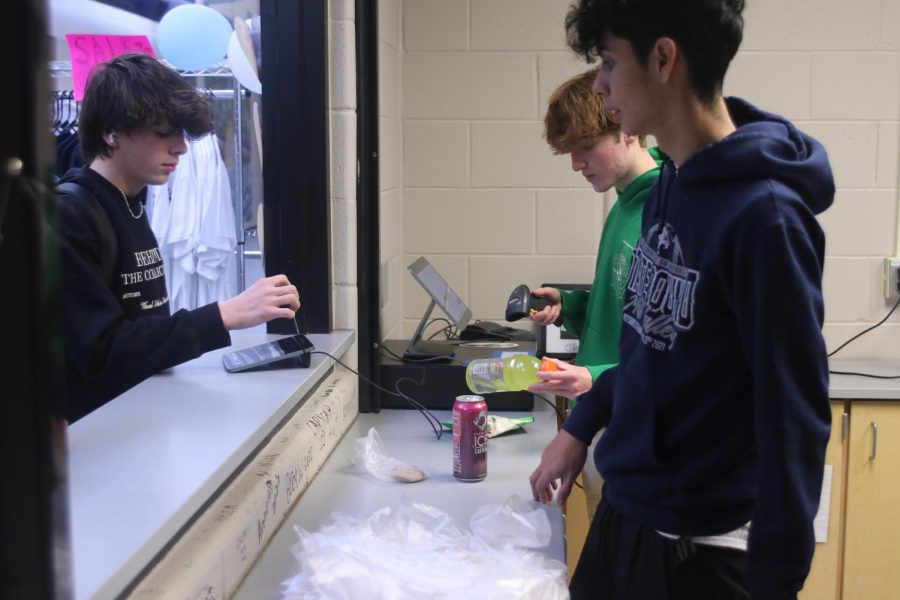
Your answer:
[842,401,900,599]
[562,399,900,598]
[800,402,846,600]
[565,477,591,582]
[801,400,900,600]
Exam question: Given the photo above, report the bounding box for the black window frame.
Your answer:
[261,0,332,334]
[355,0,380,412]
[1,0,70,597]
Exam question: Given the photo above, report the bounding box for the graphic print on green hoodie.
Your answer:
[558,147,663,382]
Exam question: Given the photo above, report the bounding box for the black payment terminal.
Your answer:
[222,334,314,372]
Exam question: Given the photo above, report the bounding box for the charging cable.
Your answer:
[827,295,900,379]
[309,350,445,440]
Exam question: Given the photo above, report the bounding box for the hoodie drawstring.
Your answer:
[653,158,674,228]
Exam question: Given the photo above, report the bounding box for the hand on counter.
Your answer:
[529,428,587,505]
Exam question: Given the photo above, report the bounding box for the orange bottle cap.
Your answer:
[539,358,558,372]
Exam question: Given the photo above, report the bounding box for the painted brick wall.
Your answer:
[331,0,360,368]
[380,0,405,340]
[390,0,900,358]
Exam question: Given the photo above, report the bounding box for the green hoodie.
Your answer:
[558,147,663,381]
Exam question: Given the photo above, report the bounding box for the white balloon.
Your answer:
[157,5,232,71]
[227,31,262,94]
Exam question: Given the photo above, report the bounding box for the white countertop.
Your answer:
[233,399,565,599]
[67,330,354,600]
[829,358,900,400]
[66,343,896,598]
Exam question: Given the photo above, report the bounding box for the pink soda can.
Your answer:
[452,394,488,481]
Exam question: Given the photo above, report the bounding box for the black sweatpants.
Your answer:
[569,497,749,600]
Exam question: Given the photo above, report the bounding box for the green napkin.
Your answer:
[441,415,534,438]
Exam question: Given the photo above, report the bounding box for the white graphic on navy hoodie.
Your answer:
[622,221,700,351]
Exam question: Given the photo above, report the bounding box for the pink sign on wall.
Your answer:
[65,34,155,101]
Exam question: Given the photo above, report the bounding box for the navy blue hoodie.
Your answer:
[56,167,231,422]
[564,98,834,598]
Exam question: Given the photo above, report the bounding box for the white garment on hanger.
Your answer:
[147,133,236,312]
[194,135,237,307]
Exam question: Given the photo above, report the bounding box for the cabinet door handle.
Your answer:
[870,421,878,461]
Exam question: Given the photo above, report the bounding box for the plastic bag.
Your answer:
[280,497,568,600]
[353,427,427,483]
[470,495,552,550]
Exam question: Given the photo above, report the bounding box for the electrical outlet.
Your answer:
[884,258,900,300]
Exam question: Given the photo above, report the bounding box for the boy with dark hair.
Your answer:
[56,53,300,422]
[530,1,834,598]
[76,53,216,164]
[528,67,661,519]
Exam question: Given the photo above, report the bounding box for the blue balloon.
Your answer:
[157,5,233,71]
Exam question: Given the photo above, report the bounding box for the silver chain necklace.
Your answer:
[118,187,144,220]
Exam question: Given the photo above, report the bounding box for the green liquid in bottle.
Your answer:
[465,355,543,394]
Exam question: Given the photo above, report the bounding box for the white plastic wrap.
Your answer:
[469,495,552,551]
[280,497,569,600]
[352,427,427,483]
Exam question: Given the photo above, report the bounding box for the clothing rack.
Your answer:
[50,89,79,133]
[48,60,253,293]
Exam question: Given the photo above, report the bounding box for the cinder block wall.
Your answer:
[385,0,900,358]
[331,0,359,363]
[379,0,405,340]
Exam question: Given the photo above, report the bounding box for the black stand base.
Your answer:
[402,339,455,362]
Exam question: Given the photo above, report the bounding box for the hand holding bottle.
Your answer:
[527,358,593,399]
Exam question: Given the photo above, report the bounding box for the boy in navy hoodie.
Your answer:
[56,54,301,422]
[529,1,834,598]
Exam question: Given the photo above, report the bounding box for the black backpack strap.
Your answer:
[56,182,118,285]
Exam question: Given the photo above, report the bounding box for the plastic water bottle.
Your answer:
[465,356,557,394]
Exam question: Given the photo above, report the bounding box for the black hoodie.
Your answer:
[56,166,230,422]
[564,98,835,598]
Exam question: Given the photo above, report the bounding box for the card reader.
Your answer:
[222,334,314,372]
